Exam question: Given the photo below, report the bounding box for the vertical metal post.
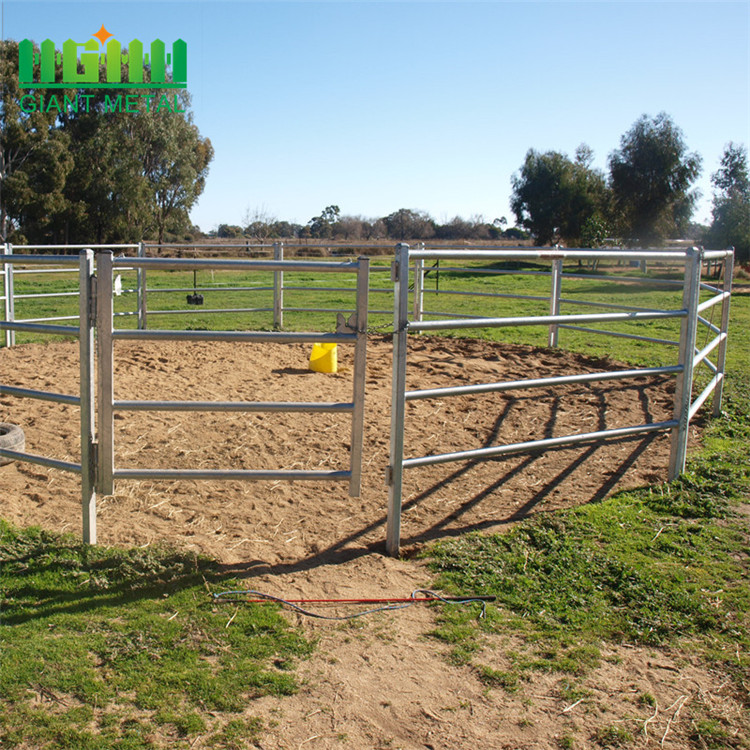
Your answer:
[387,243,410,556]
[273,241,284,329]
[348,256,370,497]
[79,250,97,544]
[548,258,563,347]
[669,247,702,480]
[137,241,147,329]
[96,250,115,495]
[712,249,734,417]
[3,243,15,348]
[412,255,424,323]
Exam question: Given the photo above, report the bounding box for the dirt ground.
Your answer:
[1,336,741,749]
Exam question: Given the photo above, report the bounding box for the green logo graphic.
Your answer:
[18,25,187,89]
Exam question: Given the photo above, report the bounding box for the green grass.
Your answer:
[2,256,748,747]
[0,526,312,748]
[421,285,750,747]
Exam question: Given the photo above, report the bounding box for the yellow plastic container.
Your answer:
[309,343,338,373]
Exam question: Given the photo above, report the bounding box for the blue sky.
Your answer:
[3,0,749,233]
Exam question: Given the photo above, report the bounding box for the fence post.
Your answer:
[273,241,284,329]
[137,241,147,329]
[79,249,97,544]
[349,256,370,497]
[548,258,563,347]
[412,243,425,323]
[387,242,410,557]
[3,243,15,348]
[668,247,702,480]
[712,248,734,417]
[96,250,115,496]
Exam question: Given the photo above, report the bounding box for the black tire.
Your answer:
[0,423,25,466]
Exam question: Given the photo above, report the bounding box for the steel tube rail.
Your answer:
[697,291,731,314]
[114,468,351,481]
[0,448,81,474]
[558,325,680,346]
[16,244,139,250]
[669,248,702,479]
[14,291,79,299]
[132,307,272,317]
[144,242,274,249]
[96,251,115,496]
[121,257,361,273]
[558,297,669,313]
[421,310,495,319]
[697,315,721,335]
[140,285,274,294]
[699,282,722,293]
[2,244,13,347]
[349,256,370,497]
[114,400,354,413]
[387,243,410,557]
[79,249,97,544]
[421,266,551,277]
[13,267,80,274]
[0,384,80,406]
[284,307,393,316]
[0,320,79,336]
[18,315,80,323]
[136,241,147,330]
[405,365,683,401]
[690,373,724,422]
[548,258,563,347]
[422,289,550,303]
[112,329,356,344]
[409,309,687,331]
[4,254,87,264]
[561,272,685,287]
[412,256,424,322]
[712,251,733,416]
[402,420,678,470]
[285,286,393,294]
[693,332,726,369]
[702,250,734,260]
[410,249,690,262]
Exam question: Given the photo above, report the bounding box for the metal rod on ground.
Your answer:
[387,242,410,557]
[79,249,97,544]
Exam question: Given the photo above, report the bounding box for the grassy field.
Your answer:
[1,257,747,748]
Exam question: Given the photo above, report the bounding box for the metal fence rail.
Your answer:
[0,251,97,542]
[95,250,370,508]
[386,243,734,555]
[1,242,734,556]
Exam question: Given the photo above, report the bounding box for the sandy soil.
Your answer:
[2,336,742,749]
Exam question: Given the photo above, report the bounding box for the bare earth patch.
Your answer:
[3,336,741,749]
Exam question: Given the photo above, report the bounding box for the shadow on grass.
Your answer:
[0,530,218,625]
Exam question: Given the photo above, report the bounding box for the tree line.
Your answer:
[219,113,749,262]
[2,38,747,262]
[216,205,528,244]
[1,40,213,245]
[509,113,748,261]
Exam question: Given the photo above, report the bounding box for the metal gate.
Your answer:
[386,244,733,555]
[2,249,370,545]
